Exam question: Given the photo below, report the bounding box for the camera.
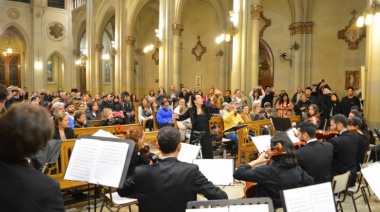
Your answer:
[113,112,121,117]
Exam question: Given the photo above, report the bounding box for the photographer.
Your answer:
[251,103,266,121]
[100,108,125,126]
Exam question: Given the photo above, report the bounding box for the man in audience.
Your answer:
[261,86,277,108]
[291,86,303,105]
[223,101,244,155]
[51,102,74,128]
[341,86,361,117]
[328,114,359,186]
[0,84,9,116]
[65,101,76,118]
[99,94,111,112]
[223,89,232,104]
[119,127,227,212]
[305,87,317,105]
[168,85,179,107]
[156,100,174,128]
[296,122,333,184]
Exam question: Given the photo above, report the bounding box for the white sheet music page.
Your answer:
[250,135,271,153]
[286,127,300,143]
[361,162,380,199]
[229,204,269,212]
[185,208,228,212]
[192,159,234,186]
[178,143,201,164]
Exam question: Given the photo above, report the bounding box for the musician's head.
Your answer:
[157,126,181,155]
[0,104,54,162]
[127,127,144,149]
[296,122,317,141]
[307,104,319,116]
[348,117,362,131]
[270,133,297,168]
[330,114,348,132]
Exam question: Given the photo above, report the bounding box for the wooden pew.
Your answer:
[89,120,101,127]
[133,102,140,124]
[236,116,301,167]
[73,124,141,138]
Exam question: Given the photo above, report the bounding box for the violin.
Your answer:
[315,130,339,140]
[115,124,126,135]
[293,141,306,149]
[140,145,161,163]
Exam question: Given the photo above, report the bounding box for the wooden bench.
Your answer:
[73,124,141,138]
[89,120,101,127]
[236,116,301,167]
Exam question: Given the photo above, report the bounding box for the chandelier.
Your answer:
[356,0,380,27]
[215,11,239,44]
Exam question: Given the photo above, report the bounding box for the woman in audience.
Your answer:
[112,96,123,112]
[77,102,86,111]
[85,101,102,121]
[176,105,192,142]
[130,94,139,103]
[249,86,265,106]
[241,105,253,122]
[328,93,341,117]
[151,101,159,112]
[53,112,75,140]
[276,93,294,118]
[117,127,151,197]
[0,104,65,211]
[197,90,206,104]
[148,90,156,103]
[100,108,125,126]
[81,93,90,109]
[173,98,186,114]
[233,133,314,208]
[138,98,153,131]
[73,110,94,128]
[155,86,168,106]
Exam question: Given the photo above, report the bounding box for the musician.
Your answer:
[120,127,227,212]
[295,122,333,184]
[233,133,313,208]
[0,104,64,211]
[305,104,321,128]
[328,114,359,187]
[348,117,369,171]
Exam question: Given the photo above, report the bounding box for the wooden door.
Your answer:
[0,54,21,87]
[258,39,274,87]
[80,67,86,93]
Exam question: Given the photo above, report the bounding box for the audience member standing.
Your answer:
[291,86,303,105]
[341,86,361,117]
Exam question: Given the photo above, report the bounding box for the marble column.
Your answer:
[364,15,380,128]
[125,36,135,93]
[289,22,314,89]
[86,0,95,93]
[94,44,103,93]
[172,24,183,88]
[250,4,262,87]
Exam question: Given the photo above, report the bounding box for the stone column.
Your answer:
[86,0,95,92]
[113,0,122,92]
[289,22,314,89]
[172,24,183,88]
[125,36,135,93]
[94,44,103,93]
[250,4,262,87]
[364,17,380,128]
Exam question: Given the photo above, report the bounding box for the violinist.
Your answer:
[348,117,369,171]
[233,133,313,208]
[117,127,151,197]
[295,122,333,184]
[305,104,321,128]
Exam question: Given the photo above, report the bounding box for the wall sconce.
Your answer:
[215,49,224,57]
[290,42,300,51]
[75,49,87,66]
[215,11,239,44]
[35,58,43,69]
[280,52,292,67]
[143,29,162,53]
[356,0,380,27]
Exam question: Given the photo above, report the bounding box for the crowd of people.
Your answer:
[0,80,377,211]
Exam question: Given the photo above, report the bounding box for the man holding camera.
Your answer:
[119,127,227,212]
[223,102,244,155]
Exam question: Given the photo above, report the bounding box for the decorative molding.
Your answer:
[72,50,81,57]
[135,48,145,56]
[191,36,206,61]
[337,10,366,50]
[125,36,136,46]
[289,22,314,35]
[46,22,65,41]
[94,44,104,52]
[172,24,184,36]
[259,13,271,38]
[251,5,263,20]
[7,8,20,19]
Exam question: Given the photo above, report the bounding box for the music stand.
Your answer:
[223,124,248,158]
[270,117,292,132]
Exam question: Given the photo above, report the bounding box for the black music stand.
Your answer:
[223,124,248,158]
[270,117,292,132]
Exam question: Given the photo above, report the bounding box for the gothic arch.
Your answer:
[258,38,274,87]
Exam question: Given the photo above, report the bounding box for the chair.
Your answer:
[347,170,372,212]
[332,171,351,212]
[99,186,138,212]
[187,197,274,212]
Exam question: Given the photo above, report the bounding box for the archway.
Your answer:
[46,51,65,92]
[258,38,274,87]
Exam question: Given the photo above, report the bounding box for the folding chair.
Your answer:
[187,197,274,212]
[99,186,138,212]
[332,171,351,212]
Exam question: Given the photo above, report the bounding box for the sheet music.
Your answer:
[186,208,228,212]
[229,204,269,212]
[282,182,335,212]
[178,143,201,163]
[286,128,300,143]
[64,138,129,187]
[249,135,271,153]
[361,162,380,199]
[193,159,234,185]
[92,129,119,138]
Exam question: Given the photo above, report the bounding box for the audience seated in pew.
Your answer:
[73,110,94,128]
[101,108,125,126]
[53,112,75,140]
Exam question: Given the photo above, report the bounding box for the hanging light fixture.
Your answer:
[357,0,380,27]
[143,29,162,53]
[215,11,239,44]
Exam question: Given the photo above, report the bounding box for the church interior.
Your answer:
[1,0,380,211]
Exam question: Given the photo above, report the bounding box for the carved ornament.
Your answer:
[7,8,20,19]
[191,36,206,61]
[337,10,366,50]
[172,24,184,36]
[125,36,136,46]
[289,22,314,35]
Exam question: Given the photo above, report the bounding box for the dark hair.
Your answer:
[65,101,73,109]
[350,110,362,118]
[305,87,312,91]
[331,93,340,103]
[330,114,348,128]
[88,101,98,112]
[279,93,290,105]
[157,127,181,154]
[296,122,317,138]
[0,84,8,102]
[161,99,169,106]
[306,104,319,120]
[0,104,54,162]
[270,133,297,168]
[347,86,354,91]
[348,117,362,129]
[73,110,85,121]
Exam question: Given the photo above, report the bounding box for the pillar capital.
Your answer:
[125,36,136,46]
[72,50,81,57]
[251,5,263,20]
[94,44,104,52]
[172,24,184,36]
[289,22,314,35]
